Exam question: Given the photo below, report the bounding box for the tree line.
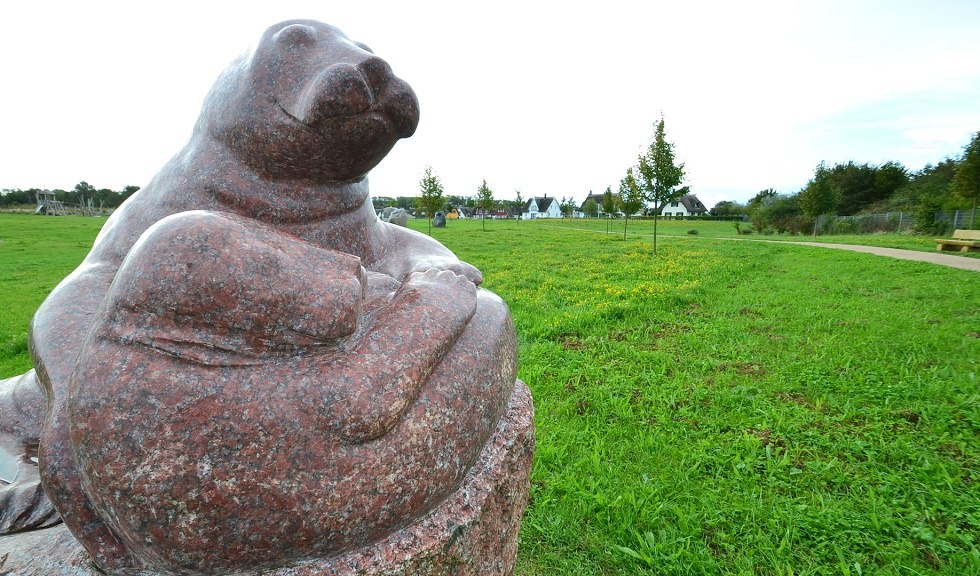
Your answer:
[712,131,980,234]
[0,181,141,210]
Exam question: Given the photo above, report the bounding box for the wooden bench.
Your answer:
[935,229,980,252]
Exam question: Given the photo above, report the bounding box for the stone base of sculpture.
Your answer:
[0,381,533,575]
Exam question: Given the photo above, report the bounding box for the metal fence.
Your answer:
[820,210,975,234]
[826,212,914,233]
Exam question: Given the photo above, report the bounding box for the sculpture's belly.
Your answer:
[67,291,515,573]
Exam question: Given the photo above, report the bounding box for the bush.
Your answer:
[687,229,698,235]
[831,218,857,234]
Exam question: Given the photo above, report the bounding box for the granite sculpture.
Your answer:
[432,211,447,228]
[0,19,533,575]
[380,206,410,226]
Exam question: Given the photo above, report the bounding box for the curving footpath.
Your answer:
[773,241,980,272]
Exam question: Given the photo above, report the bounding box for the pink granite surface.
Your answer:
[0,19,532,575]
[0,381,533,575]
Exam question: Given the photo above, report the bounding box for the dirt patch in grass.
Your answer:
[608,328,631,342]
[746,428,786,449]
[559,336,587,351]
[774,391,811,407]
[897,410,921,424]
[718,362,768,377]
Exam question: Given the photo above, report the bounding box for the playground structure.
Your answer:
[34,190,110,216]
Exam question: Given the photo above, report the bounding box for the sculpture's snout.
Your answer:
[295,62,374,124]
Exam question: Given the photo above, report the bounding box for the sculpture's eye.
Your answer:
[274,24,318,47]
[354,41,375,54]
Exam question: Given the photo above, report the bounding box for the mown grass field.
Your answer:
[521,217,959,254]
[1,213,978,575]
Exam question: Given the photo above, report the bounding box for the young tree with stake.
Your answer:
[618,167,644,241]
[637,115,686,255]
[476,179,494,231]
[418,166,445,236]
[601,186,616,234]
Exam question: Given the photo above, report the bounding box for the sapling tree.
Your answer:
[559,196,576,218]
[418,166,445,236]
[637,115,686,255]
[476,179,494,231]
[618,167,644,240]
[601,186,616,233]
[514,189,525,221]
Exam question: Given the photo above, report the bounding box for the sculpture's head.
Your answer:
[200,20,420,183]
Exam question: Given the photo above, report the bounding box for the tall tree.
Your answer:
[618,167,644,240]
[952,131,980,228]
[582,198,599,217]
[476,179,494,231]
[746,189,774,233]
[637,115,686,254]
[559,196,576,217]
[799,162,841,235]
[120,185,141,202]
[828,161,876,215]
[873,161,909,206]
[514,189,525,222]
[886,160,956,234]
[418,166,445,235]
[601,186,616,216]
[710,200,746,217]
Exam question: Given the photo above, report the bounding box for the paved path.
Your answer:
[768,241,980,272]
[540,223,980,272]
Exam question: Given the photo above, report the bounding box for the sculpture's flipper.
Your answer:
[0,371,59,534]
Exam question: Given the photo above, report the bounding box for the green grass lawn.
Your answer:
[2,214,978,574]
[529,217,968,254]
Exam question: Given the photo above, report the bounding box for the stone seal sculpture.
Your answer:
[0,20,533,575]
[380,206,410,226]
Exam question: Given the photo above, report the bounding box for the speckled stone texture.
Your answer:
[0,381,533,576]
[0,18,532,575]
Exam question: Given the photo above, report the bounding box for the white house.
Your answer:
[659,194,708,217]
[523,196,562,219]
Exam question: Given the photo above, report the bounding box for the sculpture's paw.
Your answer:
[404,268,478,325]
[108,211,365,363]
[409,258,483,286]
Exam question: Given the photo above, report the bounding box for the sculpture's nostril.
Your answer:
[357,57,392,93]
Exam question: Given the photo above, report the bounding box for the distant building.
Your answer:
[523,195,561,219]
[579,192,620,216]
[658,194,707,217]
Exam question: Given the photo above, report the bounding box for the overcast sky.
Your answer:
[2,1,979,209]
